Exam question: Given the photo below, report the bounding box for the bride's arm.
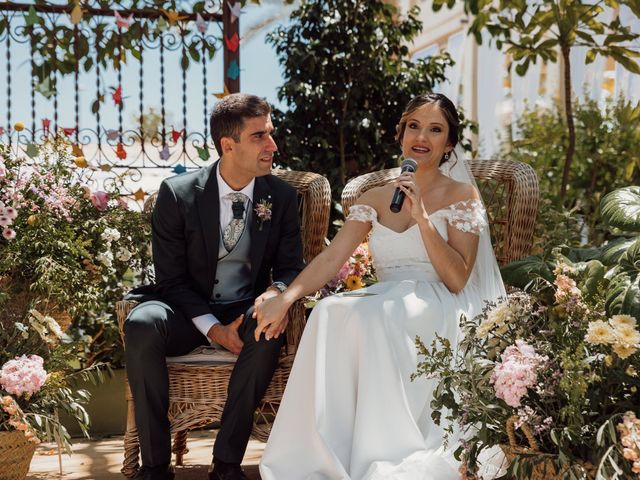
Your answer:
[253,200,375,340]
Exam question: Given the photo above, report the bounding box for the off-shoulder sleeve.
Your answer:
[442,199,488,235]
[346,204,377,224]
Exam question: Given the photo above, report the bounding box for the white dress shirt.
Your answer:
[192,164,255,339]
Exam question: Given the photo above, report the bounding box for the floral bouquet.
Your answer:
[0,308,103,452]
[0,135,153,367]
[305,243,376,307]
[414,262,640,479]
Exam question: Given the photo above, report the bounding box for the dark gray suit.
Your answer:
[124,162,304,467]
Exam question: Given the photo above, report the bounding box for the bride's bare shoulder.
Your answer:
[440,177,480,204]
[353,184,393,210]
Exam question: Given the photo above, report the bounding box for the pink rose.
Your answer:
[0,355,47,397]
[90,191,109,211]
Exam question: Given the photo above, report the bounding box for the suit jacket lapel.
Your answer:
[196,162,220,291]
[250,176,272,285]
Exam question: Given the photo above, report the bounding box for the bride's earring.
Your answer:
[444,152,450,161]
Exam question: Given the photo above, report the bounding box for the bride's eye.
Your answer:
[408,122,419,129]
[431,127,442,133]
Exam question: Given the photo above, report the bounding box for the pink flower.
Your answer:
[490,340,547,407]
[2,228,16,240]
[0,355,47,397]
[3,206,17,219]
[0,216,11,227]
[117,197,130,210]
[90,191,110,211]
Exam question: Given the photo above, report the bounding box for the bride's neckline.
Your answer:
[374,206,449,235]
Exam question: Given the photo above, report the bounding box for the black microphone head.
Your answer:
[400,158,417,173]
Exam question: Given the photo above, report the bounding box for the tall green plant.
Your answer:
[432,0,640,201]
[503,97,640,246]
[268,0,453,207]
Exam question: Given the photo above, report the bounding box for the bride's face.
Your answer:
[400,103,453,168]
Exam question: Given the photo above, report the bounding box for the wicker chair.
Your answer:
[341,159,539,266]
[116,169,331,477]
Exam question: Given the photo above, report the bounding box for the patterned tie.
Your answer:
[223,192,247,251]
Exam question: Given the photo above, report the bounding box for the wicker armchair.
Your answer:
[341,159,539,266]
[116,169,331,477]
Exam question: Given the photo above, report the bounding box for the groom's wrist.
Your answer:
[269,281,287,294]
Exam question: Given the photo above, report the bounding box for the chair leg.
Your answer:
[172,430,189,466]
[121,386,141,478]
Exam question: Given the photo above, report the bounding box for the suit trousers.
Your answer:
[124,298,285,467]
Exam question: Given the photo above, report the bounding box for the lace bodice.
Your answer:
[346,200,488,282]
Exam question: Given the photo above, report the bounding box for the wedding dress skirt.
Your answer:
[260,203,503,479]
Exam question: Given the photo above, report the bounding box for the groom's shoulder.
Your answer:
[162,165,212,194]
[263,172,297,196]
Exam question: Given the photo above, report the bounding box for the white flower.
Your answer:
[610,315,637,329]
[585,320,616,345]
[96,251,113,267]
[361,118,371,128]
[101,227,121,243]
[116,248,132,262]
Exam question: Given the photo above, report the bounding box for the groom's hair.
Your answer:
[210,93,272,156]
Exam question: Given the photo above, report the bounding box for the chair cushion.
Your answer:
[165,345,238,364]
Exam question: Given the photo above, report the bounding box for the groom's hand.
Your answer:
[207,315,244,355]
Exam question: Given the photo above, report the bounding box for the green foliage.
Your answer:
[0,137,153,368]
[503,97,640,247]
[268,0,454,211]
[433,0,640,199]
[502,186,640,318]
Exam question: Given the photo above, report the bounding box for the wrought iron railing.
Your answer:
[0,1,240,193]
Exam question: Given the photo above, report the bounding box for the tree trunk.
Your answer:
[560,45,575,201]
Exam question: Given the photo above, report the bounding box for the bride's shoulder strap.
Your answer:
[346,204,377,224]
[441,198,488,235]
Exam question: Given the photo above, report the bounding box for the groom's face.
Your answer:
[225,114,278,179]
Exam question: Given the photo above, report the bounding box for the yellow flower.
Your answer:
[27,215,38,226]
[74,156,88,168]
[613,343,637,360]
[14,121,25,131]
[585,320,616,345]
[613,324,640,347]
[345,275,364,291]
[604,355,613,367]
[610,314,637,329]
[626,366,637,377]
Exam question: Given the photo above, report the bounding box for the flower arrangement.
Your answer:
[0,307,101,452]
[0,135,153,367]
[305,243,376,307]
[414,260,640,479]
[254,197,273,231]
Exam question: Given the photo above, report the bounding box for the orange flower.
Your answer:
[345,275,364,291]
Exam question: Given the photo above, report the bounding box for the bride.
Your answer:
[254,93,506,479]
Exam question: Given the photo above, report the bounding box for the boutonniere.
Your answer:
[254,196,272,231]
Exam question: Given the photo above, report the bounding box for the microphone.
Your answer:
[389,158,417,213]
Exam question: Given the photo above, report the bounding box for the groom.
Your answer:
[124,93,305,480]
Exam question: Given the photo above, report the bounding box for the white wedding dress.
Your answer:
[259,199,504,480]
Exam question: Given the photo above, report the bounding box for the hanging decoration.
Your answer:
[228,2,242,23]
[227,60,240,80]
[171,128,184,143]
[225,32,239,53]
[114,10,133,29]
[172,164,187,174]
[159,144,171,160]
[116,142,127,160]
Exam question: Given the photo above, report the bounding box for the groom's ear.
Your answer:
[220,136,234,154]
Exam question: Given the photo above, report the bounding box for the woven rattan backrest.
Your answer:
[341,159,539,266]
[142,169,331,264]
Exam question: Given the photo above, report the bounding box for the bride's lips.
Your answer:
[411,145,431,155]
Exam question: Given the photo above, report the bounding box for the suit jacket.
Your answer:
[151,161,305,320]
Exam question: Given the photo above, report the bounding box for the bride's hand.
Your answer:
[394,172,428,223]
[253,295,291,341]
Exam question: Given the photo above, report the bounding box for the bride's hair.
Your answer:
[395,93,460,166]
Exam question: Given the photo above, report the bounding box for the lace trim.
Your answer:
[437,198,488,235]
[346,204,377,224]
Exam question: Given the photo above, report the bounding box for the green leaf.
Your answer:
[585,49,597,64]
[600,237,637,266]
[601,186,640,232]
[500,255,554,288]
[24,6,40,27]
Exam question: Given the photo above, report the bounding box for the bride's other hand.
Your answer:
[394,172,427,223]
[254,295,291,341]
